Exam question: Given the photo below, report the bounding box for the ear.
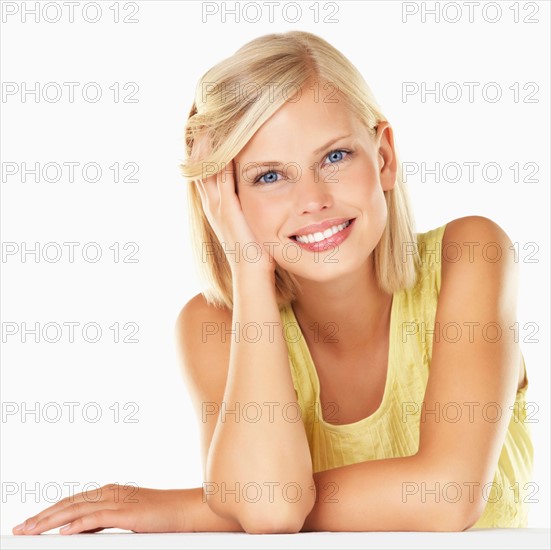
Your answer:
[375,121,397,192]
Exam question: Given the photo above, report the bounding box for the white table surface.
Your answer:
[1,528,550,549]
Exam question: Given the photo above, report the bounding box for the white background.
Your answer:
[1,0,549,537]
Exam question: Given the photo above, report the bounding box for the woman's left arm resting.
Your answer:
[301,216,522,532]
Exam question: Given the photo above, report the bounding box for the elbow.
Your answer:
[239,482,316,534]
[412,453,487,532]
[239,506,309,534]
[205,479,316,534]
[458,499,486,532]
[427,501,485,532]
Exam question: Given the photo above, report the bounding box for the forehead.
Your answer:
[236,87,363,160]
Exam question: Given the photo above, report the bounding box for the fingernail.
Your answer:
[24,521,36,530]
[13,523,24,531]
[60,524,71,532]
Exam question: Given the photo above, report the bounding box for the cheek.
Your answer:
[346,162,381,202]
[363,178,388,221]
[365,185,389,240]
[347,164,388,226]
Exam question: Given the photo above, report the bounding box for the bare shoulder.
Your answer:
[175,292,233,359]
[441,215,516,274]
[174,292,233,407]
[442,215,514,251]
[442,216,525,392]
[175,293,234,472]
[176,292,232,331]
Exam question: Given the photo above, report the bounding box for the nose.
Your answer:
[293,166,334,214]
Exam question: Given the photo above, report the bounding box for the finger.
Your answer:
[12,493,80,535]
[191,131,217,208]
[17,501,113,535]
[216,161,237,208]
[12,489,97,535]
[196,178,219,235]
[202,167,220,212]
[60,510,127,535]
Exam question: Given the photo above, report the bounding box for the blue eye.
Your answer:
[255,170,281,185]
[326,149,347,163]
[253,149,352,186]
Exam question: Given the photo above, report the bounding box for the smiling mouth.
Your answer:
[291,218,355,244]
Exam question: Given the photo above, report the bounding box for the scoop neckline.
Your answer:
[286,291,399,432]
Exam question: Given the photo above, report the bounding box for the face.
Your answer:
[233,82,397,282]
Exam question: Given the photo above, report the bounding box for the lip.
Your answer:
[289,217,354,238]
[290,218,356,253]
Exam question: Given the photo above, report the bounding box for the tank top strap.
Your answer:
[415,222,448,295]
[399,223,449,367]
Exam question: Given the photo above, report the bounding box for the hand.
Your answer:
[12,484,192,535]
[192,133,276,277]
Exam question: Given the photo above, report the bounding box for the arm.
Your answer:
[15,287,310,536]
[13,483,247,535]
[300,216,522,532]
[13,285,314,536]
[15,217,516,536]
[176,283,315,534]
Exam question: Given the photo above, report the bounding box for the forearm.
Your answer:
[206,270,315,524]
[301,453,478,532]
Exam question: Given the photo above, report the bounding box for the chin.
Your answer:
[283,255,367,283]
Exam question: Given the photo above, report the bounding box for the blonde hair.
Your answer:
[180,31,421,311]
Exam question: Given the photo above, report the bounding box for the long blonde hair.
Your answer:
[180,31,421,310]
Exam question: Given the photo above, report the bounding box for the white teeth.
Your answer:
[295,220,351,244]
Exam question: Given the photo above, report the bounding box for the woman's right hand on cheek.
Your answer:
[193,137,276,278]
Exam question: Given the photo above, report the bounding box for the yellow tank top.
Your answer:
[279,223,534,529]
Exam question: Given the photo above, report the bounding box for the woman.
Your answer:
[13,30,533,535]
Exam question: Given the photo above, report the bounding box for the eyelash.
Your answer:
[253,148,353,186]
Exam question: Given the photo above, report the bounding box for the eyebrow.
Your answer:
[244,134,352,171]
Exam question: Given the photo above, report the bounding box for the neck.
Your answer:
[291,255,394,357]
